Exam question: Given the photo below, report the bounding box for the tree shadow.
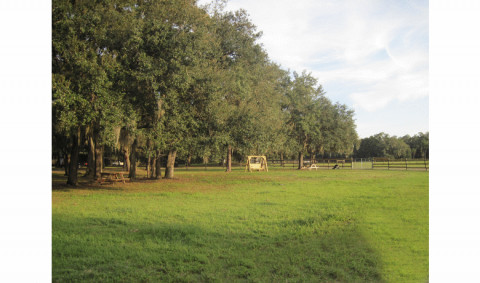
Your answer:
[52,183,126,192]
[52,173,126,192]
[52,171,162,192]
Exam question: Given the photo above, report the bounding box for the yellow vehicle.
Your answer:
[245,156,268,172]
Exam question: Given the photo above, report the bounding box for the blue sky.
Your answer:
[199,0,429,138]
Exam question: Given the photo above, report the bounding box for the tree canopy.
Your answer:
[355,132,429,159]
[53,0,361,184]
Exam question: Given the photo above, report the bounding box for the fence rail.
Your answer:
[174,157,428,171]
[269,159,354,169]
[259,158,428,171]
[372,158,429,171]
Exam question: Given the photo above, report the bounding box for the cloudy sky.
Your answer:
[200,0,429,138]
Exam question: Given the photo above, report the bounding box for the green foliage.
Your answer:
[356,132,428,159]
[401,132,429,158]
[52,0,127,148]
[356,133,388,158]
[282,71,357,159]
[285,71,322,153]
[52,0,361,180]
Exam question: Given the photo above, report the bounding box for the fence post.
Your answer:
[351,158,353,170]
[405,158,408,170]
[387,159,390,170]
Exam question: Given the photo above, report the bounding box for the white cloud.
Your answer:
[197,0,429,136]
[208,0,429,113]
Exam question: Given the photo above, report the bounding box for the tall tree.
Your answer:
[211,8,284,172]
[156,0,221,178]
[53,0,123,185]
[284,71,326,169]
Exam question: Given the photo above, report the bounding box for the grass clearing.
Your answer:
[52,168,428,282]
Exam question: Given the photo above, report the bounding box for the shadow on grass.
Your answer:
[52,184,126,192]
[52,215,383,282]
[52,172,126,192]
[52,170,167,192]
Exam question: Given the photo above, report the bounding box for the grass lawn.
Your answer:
[52,168,428,282]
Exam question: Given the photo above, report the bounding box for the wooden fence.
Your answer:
[372,158,429,171]
[269,159,353,169]
[176,158,428,171]
[248,158,428,171]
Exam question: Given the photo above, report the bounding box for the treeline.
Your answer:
[355,132,429,159]
[52,0,358,185]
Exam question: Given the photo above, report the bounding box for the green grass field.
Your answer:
[52,168,428,282]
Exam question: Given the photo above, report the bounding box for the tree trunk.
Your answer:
[149,154,155,179]
[298,151,304,170]
[85,135,95,180]
[94,142,103,180]
[280,152,284,167]
[203,156,208,170]
[155,150,162,179]
[63,152,69,176]
[129,139,137,180]
[67,129,81,186]
[123,149,130,171]
[146,154,151,178]
[56,154,61,168]
[164,150,177,179]
[186,154,191,170]
[226,145,232,172]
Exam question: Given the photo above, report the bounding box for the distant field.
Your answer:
[52,168,428,282]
